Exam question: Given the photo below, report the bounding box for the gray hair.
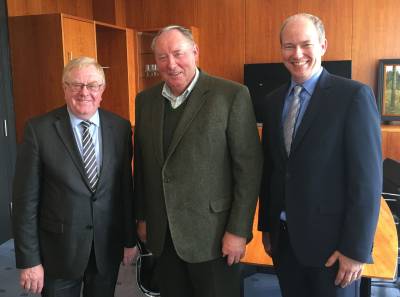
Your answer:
[280,13,325,44]
[62,56,105,85]
[151,25,195,51]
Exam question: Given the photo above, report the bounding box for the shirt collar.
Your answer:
[289,66,323,96]
[67,108,100,128]
[162,68,200,108]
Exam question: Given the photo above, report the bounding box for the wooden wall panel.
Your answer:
[299,0,352,61]
[114,0,127,27]
[92,0,115,24]
[8,14,65,142]
[196,0,245,82]
[91,0,126,26]
[58,0,93,19]
[245,0,297,64]
[7,0,400,88]
[125,0,144,28]
[7,0,57,16]
[6,0,93,19]
[245,0,351,64]
[126,0,196,29]
[352,0,400,92]
[127,0,243,82]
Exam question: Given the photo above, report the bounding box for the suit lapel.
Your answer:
[53,106,90,188]
[97,109,113,188]
[164,73,210,162]
[275,85,290,160]
[291,70,332,153]
[269,84,290,160]
[151,88,166,166]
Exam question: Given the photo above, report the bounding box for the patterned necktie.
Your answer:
[283,85,303,155]
[80,121,98,192]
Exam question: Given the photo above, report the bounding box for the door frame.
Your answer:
[0,0,17,243]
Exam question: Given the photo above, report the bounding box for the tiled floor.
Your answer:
[0,239,399,297]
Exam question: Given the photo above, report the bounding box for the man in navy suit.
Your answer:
[258,13,382,297]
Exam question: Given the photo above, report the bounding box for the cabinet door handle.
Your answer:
[68,51,73,61]
[3,119,7,137]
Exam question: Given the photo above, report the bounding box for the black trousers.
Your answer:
[42,246,120,297]
[157,229,241,297]
[272,221,360,297]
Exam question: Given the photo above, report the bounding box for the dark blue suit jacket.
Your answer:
[258,69,382,266]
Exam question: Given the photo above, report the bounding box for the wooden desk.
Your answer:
[381,125,400,161]
[241,198,398,280]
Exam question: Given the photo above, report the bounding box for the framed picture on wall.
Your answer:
[377,59,400,121]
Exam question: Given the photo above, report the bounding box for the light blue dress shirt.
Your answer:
[68,109,102,173]
[282,66,324,134]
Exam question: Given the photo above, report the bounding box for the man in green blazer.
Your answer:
[134,25,263,297]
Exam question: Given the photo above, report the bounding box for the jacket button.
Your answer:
[92,197,97,201]
[86,225,93,230]
[164,177,170,183]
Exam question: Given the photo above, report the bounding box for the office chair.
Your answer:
[371,158,400,289]
[136,240,160,296]
[382,158,400,218]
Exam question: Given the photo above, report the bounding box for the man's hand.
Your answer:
[222,231,247,265]
[261,232,272,257]
[20,264,44,294]
[137,220,147,242]
[123,246,138,265]
[325,250,364,288]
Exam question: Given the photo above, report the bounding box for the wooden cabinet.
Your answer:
[8,13,136,142]
[135,26,200,93]
[95,22,136,123]
[8,14,66,142]
[62,16,97,64]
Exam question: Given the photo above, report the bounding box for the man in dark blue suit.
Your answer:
[258,13,382,297]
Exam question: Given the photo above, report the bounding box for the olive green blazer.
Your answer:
[134,71,263,263]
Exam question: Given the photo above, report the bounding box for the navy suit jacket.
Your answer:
[258,69,382,266]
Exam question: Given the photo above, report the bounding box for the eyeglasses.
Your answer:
[64,82,103,92]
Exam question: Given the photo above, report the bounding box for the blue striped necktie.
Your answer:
[80,121,98,192]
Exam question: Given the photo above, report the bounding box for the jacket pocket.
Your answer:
[210,198,231,213]
[39,217,64,234]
